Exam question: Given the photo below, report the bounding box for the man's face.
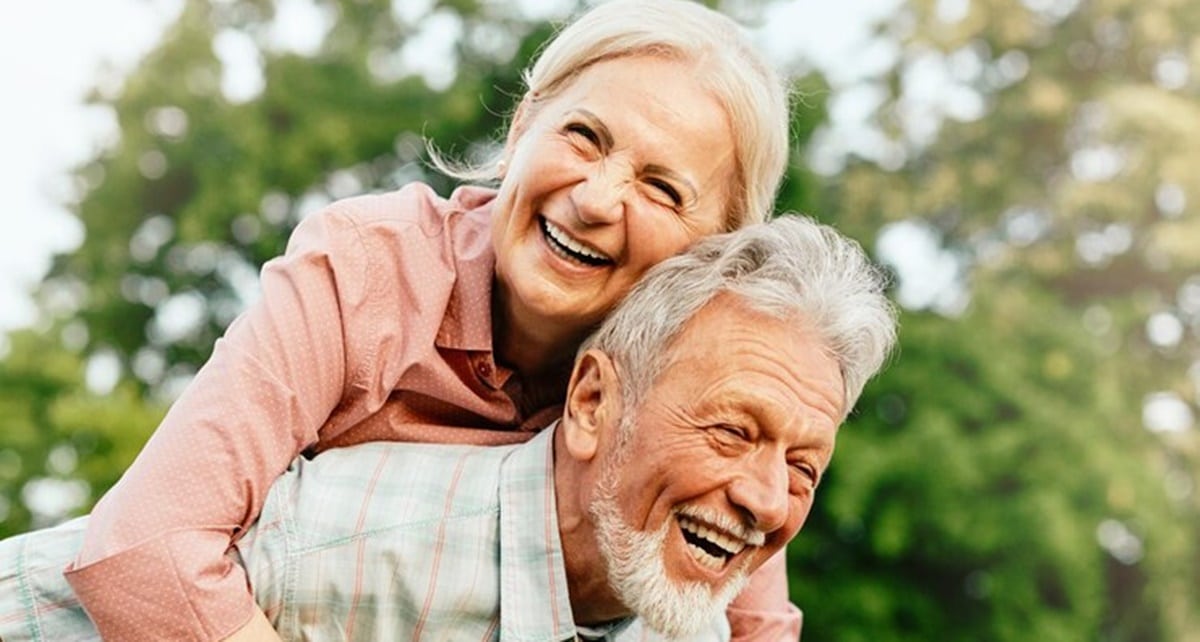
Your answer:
[590,295,845,636]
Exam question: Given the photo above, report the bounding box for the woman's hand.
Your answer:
[221,606,283,642]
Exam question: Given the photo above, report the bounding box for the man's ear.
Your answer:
[562,349,622,462]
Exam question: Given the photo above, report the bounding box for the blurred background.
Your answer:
[1,0,1197,639]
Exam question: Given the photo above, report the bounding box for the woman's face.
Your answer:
[491,54,737,336]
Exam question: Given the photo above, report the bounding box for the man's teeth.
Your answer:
[679,517,747,556]
[679,516,747,570]
[542,219,609,263]
[687,542,725,570]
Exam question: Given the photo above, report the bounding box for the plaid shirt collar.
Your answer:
[497,424,633,641]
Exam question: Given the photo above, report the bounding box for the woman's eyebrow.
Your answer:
[569,108,699,205]
[569,109,614,149]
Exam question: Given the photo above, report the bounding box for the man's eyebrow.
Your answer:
[570,109,614,149]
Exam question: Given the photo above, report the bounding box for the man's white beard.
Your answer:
[589,415,752,638]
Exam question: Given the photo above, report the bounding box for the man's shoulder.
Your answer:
[282,442,515,531]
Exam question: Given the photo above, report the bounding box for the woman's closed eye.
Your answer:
[565,122,602,149]
[645,177,683,208]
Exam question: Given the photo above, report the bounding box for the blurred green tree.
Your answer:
[783,0,1200,640]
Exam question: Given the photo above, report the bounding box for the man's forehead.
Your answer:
[662,294,793,362]
[655,294,846,426]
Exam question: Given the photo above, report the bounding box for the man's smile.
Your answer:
[674,507,764,573]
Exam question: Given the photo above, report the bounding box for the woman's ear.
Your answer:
[503,94,535,159]
[562,349,621,462]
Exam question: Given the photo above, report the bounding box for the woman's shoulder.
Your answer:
[284,181,496,274]
[322,182,497,229]
[320,181,444,227]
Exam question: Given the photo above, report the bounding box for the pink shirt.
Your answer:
[64,182,800,641]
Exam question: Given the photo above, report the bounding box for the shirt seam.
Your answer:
[13,536,44,642]
[285,508,501,557]
[320,207,377,404]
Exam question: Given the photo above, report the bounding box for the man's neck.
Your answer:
[552,429,631,625]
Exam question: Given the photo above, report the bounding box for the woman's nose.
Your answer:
[572,162,629,225]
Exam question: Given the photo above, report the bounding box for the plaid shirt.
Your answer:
[1,427,728,641]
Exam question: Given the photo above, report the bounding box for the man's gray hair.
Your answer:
[580,214,898,418]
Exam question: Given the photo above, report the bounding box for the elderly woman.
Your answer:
[62,1,796,640]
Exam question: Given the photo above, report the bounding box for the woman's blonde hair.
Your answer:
[435,0,790,231]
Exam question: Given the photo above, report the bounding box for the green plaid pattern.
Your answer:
[1,426,728,641]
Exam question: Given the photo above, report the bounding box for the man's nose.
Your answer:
[727,454,790,534]
[572,162,628,225]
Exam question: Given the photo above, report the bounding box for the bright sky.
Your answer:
[0,0,184,332]
[0,0,913,335]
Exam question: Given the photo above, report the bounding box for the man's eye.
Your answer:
[791,462,819,487]
[565,123,601,147]
[711,424,747,444]
[646,178,682,207]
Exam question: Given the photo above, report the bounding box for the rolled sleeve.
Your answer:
[64,201,386,641]
[726,550,803,641]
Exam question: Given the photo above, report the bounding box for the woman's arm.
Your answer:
[64,201,389,641]
[727,550,803,641]
[222,606,284,642]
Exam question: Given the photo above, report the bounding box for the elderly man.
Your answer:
[0,215,895,641]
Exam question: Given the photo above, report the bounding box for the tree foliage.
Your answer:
[1,0,1195,640]
[783,0,1200,639]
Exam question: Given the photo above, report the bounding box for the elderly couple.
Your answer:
[2,215,894,640]
[1,0,897,640]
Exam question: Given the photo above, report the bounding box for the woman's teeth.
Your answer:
[541,219,611,266]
